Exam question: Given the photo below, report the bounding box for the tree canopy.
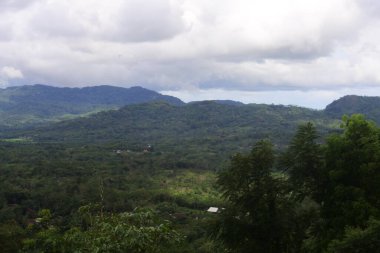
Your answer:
[214,115,380,252]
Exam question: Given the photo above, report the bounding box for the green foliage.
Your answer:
[280,122,324,200]
[3,113,380,252]
[321,115,380,239]
[214,141,297,253]
[23,207,183,253]
[215,116,380,252]
[326,218,380,253]
[0,221,25,252]
[0,140,221,252]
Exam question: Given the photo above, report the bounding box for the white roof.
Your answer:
[207,207,219,213]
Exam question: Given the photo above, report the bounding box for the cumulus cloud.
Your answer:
[0,66,24,88]
[1,66,23,79]
[182,0,361,61]
[106,0,187,42]
[22,0,187,42]
[1,0,380,107]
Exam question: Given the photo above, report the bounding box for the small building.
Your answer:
[144,144,154,152]
[207,207,219,213]
[146,144,153,152]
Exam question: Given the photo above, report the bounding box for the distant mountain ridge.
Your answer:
[2,84,380,130]
[0,84,183,128]
[189,100,245,106]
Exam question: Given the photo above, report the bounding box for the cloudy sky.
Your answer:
[1,0,380,108]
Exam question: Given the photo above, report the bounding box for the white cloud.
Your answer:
[0,66,23,88]
[181,0,361,61]
[105,0,187,42]
[21,0,187,42]
[1,66,23,79]
[0,0,36,12]
[0,0,380,107]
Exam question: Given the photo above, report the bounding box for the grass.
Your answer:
[0,137,33,143]
[152,169,222,207]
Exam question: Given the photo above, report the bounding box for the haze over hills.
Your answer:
[0,84,184,128]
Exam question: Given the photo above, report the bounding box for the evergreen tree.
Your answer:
[321,115,380,241]
[214,140,295,253]
[280,122,323,200]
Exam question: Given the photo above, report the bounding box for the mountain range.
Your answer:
[2,85,380,144]
[2,85,380,129]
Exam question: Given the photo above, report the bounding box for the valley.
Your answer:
[1,85,380,252]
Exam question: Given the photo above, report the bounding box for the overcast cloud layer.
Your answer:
[1,0,380,108]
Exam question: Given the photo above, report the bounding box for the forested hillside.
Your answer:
[2,115,380,252]
[8,93,380,171]
[2,90,380,252]
[325,95,380,124]
[3,101,340,170]
[0,84,183,128]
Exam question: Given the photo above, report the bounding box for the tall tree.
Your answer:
[279,122,325,253]
[280,122,323,200]
[320,115,380,245]
[214,140,295,253]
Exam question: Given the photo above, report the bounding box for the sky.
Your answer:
[1,0,380,108]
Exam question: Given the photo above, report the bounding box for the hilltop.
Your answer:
[325,95,380,124]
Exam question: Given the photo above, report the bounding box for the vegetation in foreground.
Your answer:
[213,115,380,252]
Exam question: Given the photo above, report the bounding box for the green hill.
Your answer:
[0,84,183,128]
[25,101,336,144]
[5,101,339,170]
[325,95,380,123]
[4,92,380,169]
